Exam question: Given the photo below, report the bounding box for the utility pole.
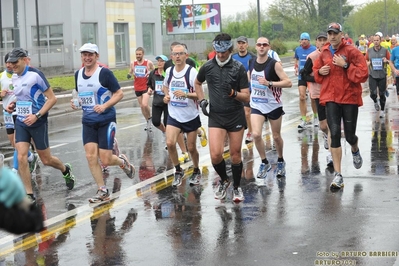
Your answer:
[257,0,261,38]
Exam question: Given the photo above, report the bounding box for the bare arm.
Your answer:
[194,79,205,101]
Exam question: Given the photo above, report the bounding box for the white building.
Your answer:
[0,0,162,72]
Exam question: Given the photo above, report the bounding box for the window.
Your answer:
[32,24,64,53]
[142,23,154,55]
[2,28,15,49]
[81,23,98,45]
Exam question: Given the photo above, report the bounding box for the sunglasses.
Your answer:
[256,43,269,47]
[171,52,186,56]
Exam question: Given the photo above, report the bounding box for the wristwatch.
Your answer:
[35,112,42,119]
[343,63,349,69]
[268,81,273,87]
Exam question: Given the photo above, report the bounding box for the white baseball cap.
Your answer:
[79,43,99,54]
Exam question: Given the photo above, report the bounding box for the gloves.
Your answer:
[199,99,209,116]
[127,73,132,79]
[0,167,26,208]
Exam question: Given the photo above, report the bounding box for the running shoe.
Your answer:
[374,102,380,111]
[256,162,271,179]
[26,194,36,205]
[380,110,385,118]
[326,153,334,167]
[198,126,208,147]
[298,119,307,130]
[89,189,110,203]
[214,180,230,200]
[178,152,190,164]
[29,152,39,173]
[330,172,344,189]
[276,161,286,177]
[323,133,329,150]
[144,117,152,132]
[232,187,244,202]
[188,170,201,185]
[63,163,75,190]
[313,118,319,127]
[245,132,253,144]
[119,154,135,179]
[172,169,185,187]
[352,149,363,169]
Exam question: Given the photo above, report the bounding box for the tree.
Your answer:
[160,0,182,22]
[347,0,399,37]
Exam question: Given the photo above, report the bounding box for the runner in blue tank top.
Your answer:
[294,32,318,130]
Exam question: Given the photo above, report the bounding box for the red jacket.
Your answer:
[313,39,368,106]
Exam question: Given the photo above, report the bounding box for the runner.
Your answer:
[249,37,292,182]
[294,32,318,130]
[162,44,201,187]
[313,22,368,189]
[73,43,135,203]
[127,47,154,131]
[5,48,75,202]
[195,33,250,202]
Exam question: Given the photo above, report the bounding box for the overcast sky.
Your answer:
[180,0,369,18]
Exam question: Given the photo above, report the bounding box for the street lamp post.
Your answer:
[384,0,388,35]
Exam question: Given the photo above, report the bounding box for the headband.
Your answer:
[212,40,233,53]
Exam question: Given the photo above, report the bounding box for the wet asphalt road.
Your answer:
[1,65,399,266]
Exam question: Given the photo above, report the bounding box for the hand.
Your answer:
[23,114,38,126]
[173,90,187,98]
[332,54,346,67]
[93,104,106,114]
[147,88,153,96]
[127,73,132,79]
[318,64,331,76]
[163,95,170,104]
[200,99,209,116]
[0,167,26,208]
[6,102,15,114]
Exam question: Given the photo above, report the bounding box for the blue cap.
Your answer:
[155,55,168,61]
[300,32,310,41]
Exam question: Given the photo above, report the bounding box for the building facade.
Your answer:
[0,0,162,72]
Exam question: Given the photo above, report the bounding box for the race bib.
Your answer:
[155,81,164,95]
[371,58,383,70]
[3,112,14,129]
[170,88,189,107]
[16,101,32,122]
[251,83,269,103]
[134,66,146,78]
[79,91,96,111]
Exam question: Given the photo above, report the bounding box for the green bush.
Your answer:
[270,39,288,55]
[48,69,130,92]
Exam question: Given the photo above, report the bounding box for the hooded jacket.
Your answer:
[313,39,368,106]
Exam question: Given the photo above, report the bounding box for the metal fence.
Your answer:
[0,45,74,75]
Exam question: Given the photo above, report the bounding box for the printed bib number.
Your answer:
[16,101,32,122]
[251,83,269,103]
[170,88,188,107]
[155,81,164,95]
[79,91,96,111]
[134,66,146,77]
[371,58,383,70]
[3,112,14,128]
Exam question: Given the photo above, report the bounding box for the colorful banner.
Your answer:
[166,3,221,35]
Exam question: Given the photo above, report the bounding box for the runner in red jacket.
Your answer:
[313,22,368,190]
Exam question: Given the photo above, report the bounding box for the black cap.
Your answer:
[316,32,327,39]
[327,22,342,33]
[6,48,28,63]
[4,53,9,63]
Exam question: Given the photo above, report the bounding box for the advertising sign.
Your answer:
[166,3,221,35]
